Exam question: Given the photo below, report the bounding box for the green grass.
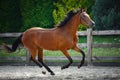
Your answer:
[78,35,120,43]
[93,35,120,43]
[0,49,26,57]
[92,48,120,57]
[0,48,120,57]
[0,48,120,63]
[44,48,120,57]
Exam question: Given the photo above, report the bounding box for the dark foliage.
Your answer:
[93,0,120,30]
[0,0,22,32]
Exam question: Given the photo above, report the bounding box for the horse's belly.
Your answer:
[39,43,58,50]
[37,38,59,50]
[37,38,73,50]
[41,43,73,50]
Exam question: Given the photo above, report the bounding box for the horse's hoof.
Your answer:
[39,65,42,68]
[51,72,55,75]
[61,67,64,70]
[42,71,46,75]
[61,66,66,70]
[38,65,42,68]
[78,64,82,68]
[78,66,81,69]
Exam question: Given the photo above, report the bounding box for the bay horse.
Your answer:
[3,8,95,75]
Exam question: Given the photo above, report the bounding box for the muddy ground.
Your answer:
[0,66,120,80]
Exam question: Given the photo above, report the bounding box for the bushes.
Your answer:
[0,0,95,32]
[0,0,22,32]
[0,0,120,32]
[93,0,120,30]
[20,0,54,31]
[0,0,55,32]
[1,0,120,32]
[53,0,82,25]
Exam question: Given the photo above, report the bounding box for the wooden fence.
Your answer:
[78,29,120,65]
[0,29,120,66]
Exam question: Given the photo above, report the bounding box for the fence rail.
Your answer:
[1,43,120,49]
[0,33,21,37]
[77,30,120,36]
[0,30,120,37]
[0,29,120,66]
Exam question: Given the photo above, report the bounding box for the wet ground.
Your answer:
[0,66,120,80]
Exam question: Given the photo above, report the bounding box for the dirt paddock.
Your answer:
[0,66,120,80]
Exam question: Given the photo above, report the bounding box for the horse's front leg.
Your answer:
[72,46,85,68]
[61,50,73,69]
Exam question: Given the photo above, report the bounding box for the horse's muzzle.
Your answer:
[89,21,95,28]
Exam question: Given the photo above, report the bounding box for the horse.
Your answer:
[3,8,95,75]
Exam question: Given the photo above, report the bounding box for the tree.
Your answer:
[93,0,120,30]
[20,0,55,31]
[0,0,22,32]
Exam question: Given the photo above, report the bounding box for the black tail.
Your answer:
[2,34,23,52]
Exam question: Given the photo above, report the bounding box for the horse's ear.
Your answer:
[78,8,87,13]
[82,8,87,12]
[79,8,82,13]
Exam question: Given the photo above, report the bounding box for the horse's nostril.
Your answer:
[89,22,95,28]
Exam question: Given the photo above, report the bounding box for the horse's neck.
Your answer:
[62,14,80,38]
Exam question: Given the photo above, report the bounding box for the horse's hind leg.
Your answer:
[38,58,55,75]
[38,48,43,63]
[73,46,85,68]
[61,50,73,69]
[29,48,42,68]
[37,48,55,75]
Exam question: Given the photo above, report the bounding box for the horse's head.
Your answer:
[78,9,95,28]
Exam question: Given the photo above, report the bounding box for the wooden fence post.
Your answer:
[25,48,31,66]
[87,28,93,66]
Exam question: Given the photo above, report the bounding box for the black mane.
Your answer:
[57,10,79,27]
